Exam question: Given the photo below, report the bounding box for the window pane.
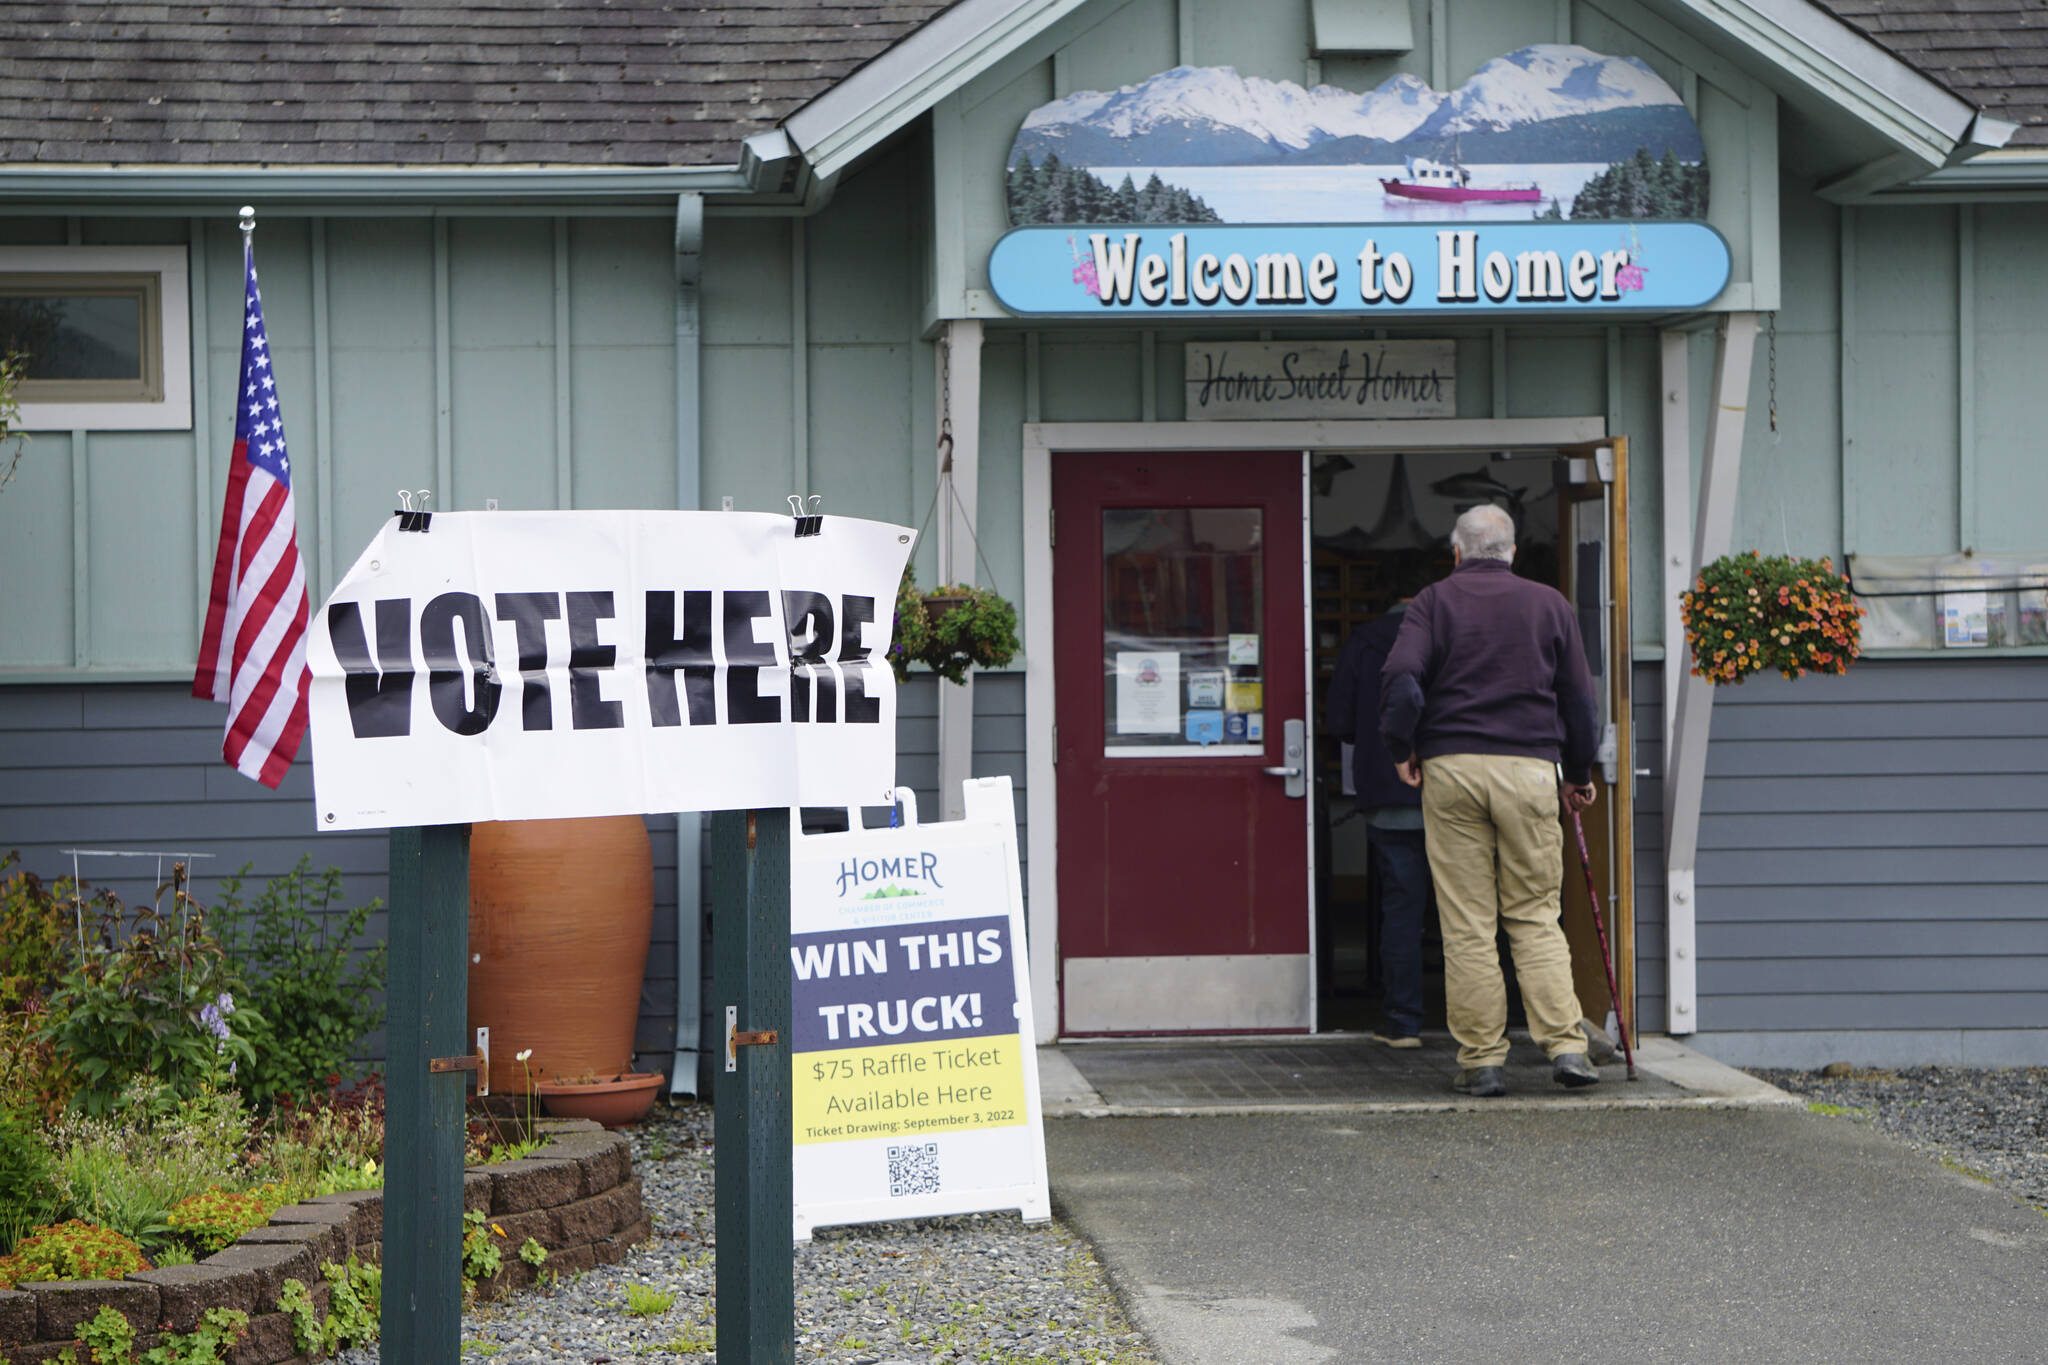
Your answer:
[1103,507,1265,754]
[0,292,145,381]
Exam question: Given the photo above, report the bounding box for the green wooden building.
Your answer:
[3,0,2044,1079]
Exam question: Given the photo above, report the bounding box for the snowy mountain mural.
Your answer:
[1006,45,1707,227]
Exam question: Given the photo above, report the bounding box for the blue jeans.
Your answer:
[1369,827,1431,1038]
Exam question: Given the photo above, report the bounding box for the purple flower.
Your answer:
[200,991,235,1044]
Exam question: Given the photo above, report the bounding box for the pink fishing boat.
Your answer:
[1380,155,1543,204]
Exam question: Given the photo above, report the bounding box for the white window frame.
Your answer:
[2,245,192,431]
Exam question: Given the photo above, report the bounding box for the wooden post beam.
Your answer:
[382,824,472,1365]
[710,808,794,1364]
[936,320,983,821]
[1663,312,1758,1035]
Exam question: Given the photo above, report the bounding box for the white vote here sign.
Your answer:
[306,510,913,829]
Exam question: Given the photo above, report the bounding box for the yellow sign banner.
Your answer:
[794,1035,1028,1145]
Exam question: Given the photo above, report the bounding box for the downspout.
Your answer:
[671,191,707,1096]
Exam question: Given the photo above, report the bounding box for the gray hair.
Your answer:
[1450,504,1516,562]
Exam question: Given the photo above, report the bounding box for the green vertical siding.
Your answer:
[1969,206,2048,554]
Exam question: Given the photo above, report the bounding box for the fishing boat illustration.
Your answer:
[1380,154,1543,205]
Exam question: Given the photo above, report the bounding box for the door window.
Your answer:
[1101,507,1265,756]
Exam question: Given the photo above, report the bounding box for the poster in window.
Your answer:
[1115,651,1180,734]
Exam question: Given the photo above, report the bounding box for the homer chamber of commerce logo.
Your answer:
[839,851,945,900]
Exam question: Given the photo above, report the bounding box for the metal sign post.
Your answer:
[382,823,472,1365]
[711,808,794,1364]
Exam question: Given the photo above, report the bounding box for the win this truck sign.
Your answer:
[788,780,1049,1240]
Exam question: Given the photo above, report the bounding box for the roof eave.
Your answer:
[1647,0,1984,168]
[0,164,758,210]
[781,0,1093,182]
[1838,146,2048,203]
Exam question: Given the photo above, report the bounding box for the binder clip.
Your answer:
[395,489,432,532]
[789,494,823,538]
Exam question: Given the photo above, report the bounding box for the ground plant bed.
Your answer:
[0,1118,646,1365]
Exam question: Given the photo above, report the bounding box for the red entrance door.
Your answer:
[1052,451,1310,1034]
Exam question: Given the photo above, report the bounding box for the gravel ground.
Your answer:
[1750,1065,2048,1213]
[334,1098,1159,1365]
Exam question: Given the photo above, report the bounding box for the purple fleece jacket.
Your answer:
[1376,558,1600,784]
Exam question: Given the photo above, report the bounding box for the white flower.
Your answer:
[516,1048,533,1062]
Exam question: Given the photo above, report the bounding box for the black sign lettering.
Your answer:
[784,590,837,723]
[723,589,781,725]
[329,598,414,738]
[839,594,881,725]
[419,592,501,736]
[494,591,562,731]
[645,589,716,728]
[565,591,624,730]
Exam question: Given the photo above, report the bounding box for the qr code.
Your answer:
[887,1142,941,1197]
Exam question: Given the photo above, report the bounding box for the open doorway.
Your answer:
[1310,447,1631,1040]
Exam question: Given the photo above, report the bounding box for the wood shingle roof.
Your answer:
[0,0,953,168]
[1813,0,2048,145]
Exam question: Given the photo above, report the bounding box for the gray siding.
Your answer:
[0,674,1025,1075]
[1633,658,2048,1066]
[0,682,679,1069]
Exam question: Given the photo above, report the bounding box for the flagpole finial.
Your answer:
[238,205,256,233]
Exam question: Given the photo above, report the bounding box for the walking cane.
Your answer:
[1564,791,1638,1082]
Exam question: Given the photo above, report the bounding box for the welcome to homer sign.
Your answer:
[990,44,1731,318]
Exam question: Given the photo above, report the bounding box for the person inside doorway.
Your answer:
[1376,504,1602,1097]
[1326,560,1437,1048]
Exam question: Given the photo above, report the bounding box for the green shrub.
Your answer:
[323,1256,381,1350]
[210,859,385,1108]
[0,1105,59,1254]
[37,867,256,1115]
[67,1303,135,1365]
[139,1306,249,1365]
[0,854,74,1012]
[49,1081,255,1249]
[0,1219,149,1286]
[283,1257,381,1355]
[164,1185,287,1255]
[246,1077,384,1197]
[461,1210,504,1285]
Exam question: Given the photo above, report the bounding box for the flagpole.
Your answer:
[239,204,254,239]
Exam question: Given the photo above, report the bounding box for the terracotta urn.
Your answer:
[534,1071,665,1128]
[468,816,653,1097]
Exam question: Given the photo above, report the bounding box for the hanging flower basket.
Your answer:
[889,568,1019,685]
[920,592,973,626]
[1680,551,1865,685]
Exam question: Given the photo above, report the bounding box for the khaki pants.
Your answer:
[1420,753,1583,1068]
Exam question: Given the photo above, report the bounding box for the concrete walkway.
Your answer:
[1035,1036,2048,1364]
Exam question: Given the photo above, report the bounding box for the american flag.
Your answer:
[191,236,311,788]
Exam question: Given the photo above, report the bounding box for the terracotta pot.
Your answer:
[535,1072,664,1128]
[468,816,653,1097]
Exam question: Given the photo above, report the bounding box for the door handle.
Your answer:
[1271,719,1307,799]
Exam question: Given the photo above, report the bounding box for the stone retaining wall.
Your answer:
[0,1117,648,1365]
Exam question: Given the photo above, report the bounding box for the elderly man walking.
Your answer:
[1377,504,1601,1097]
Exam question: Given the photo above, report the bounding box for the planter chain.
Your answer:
[913,334,1005,597]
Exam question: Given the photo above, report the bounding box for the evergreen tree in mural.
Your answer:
[1569,146,1707,220]
[1007,155,1222,225]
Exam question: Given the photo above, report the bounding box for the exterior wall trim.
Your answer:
[1021,416,1606,1043]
